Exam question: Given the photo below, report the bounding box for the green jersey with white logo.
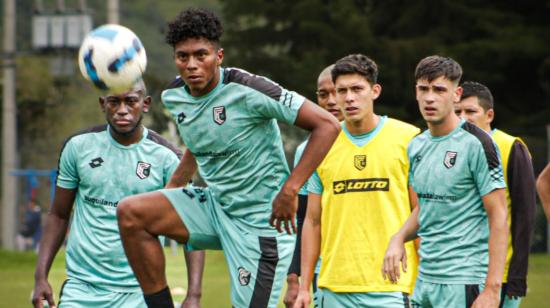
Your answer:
[56,125,181,291]
[408,120,506,284]
[162,68,305,233]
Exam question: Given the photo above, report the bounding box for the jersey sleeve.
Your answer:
[470,138,506,196]
[56,139,80,189]
[246,86,305,125]
[294,140,309,195]
[307,170,324,195]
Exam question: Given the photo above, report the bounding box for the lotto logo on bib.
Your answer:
[333,178,389,194]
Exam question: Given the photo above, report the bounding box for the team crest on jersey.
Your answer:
[136,161,151,179]
[177,112,186,124]
[213,106,226,125]
[443,151,458,169]
[237,267,251,286]
[354,155,367,171]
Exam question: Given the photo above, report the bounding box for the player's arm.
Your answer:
[472,188,508,308]
[382,186,419,283]
[271,100,340,234]
[32,187,77,308]
[505,141,536,296]
[294,192,322,308]
[166,149,197,188]
[181,248,205,307]
[537,163,550,222]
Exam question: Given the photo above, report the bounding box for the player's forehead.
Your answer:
[174,37,217,53]
[416,75,455,88]
[104,89,143,100]
[335,73,371,88]
[457,96,481,109]
[317,75,334,91]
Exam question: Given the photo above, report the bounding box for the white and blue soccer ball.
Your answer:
[78,24,147,93]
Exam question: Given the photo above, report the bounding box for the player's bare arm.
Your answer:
[32,187,77,308]
[293,192,323,308]
[382,187,420,284]
[270,100,340,234]
[472,188,508,308]
[537,163,550,222]
[166,149,197,188]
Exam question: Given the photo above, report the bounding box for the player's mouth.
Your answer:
[187,75,202,83]
[114,119,132,126]
[424,106,437,116]
[328,108,341,117]
[345,106,359,115]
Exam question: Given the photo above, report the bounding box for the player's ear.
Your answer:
[372,84,382,100]
[142,96,152,113]
[99,96,106,112]
[216,48,224,66]
[487,108,495,124]
[454,86,463,103]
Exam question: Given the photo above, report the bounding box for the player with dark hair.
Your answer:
[294,54,420,308]
[455,81,536,308]
[32,81,204,308]
[383,56,508,308]
[283,64,343,307]
[116,8,340,308]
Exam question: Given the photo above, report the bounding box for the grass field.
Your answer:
[1,248,549,308]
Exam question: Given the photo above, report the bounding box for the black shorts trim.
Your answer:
[249,236,279,308]
[465,284,480,307]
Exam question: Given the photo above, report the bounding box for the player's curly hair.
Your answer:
[331,54,378,85]
[415,55,462,83]
[165,8,223,47]
[461,81,494,111]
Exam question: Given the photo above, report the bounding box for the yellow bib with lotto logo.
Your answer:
[317,118,420,293]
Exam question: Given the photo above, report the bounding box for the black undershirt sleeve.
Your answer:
[287,194,308,276]
[505,141,536,297]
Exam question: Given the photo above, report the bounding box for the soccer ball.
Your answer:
[78,24,147,93]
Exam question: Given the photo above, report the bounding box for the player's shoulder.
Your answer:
[144,129,183,159]
[385,118,421,136]
[63,124,108,147]
[460,121,494,149]
[164,76,186,91]
[222,67,284,101]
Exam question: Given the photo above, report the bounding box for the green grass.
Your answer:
[1,249,549,307]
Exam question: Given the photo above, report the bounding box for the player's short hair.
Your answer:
[331,54,378,85]
[461,81,494,111]
[165,8,223,47]
[415,55,462,83]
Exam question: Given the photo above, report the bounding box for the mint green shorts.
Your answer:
[317,288,410,308]
[411,278,490,308]
[58,278,145,308]
[161,186,295,308]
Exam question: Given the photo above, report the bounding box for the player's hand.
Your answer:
[382,235,407,284]
[292,289,311,308]
[32,279,56,308]
[283,274,300,307]
[270,189,297,234]
[471,288,500,308]
[181,293,201,308]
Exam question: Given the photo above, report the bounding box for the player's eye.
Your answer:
[351,86,363,93]
[316,91,328,99]
[336,88,347,95]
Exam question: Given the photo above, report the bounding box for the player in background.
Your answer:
[537,163,550,222]
[455,81,536,308]
[32,81,204,308]
[383,55,508,308]
[116,8,340,308]
[283,64,344,307]
[294,54,420,308]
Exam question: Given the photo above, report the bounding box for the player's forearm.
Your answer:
[485,197,508,291]
[394,206,420,243]
[284,116,340,195]
[298,217,321,291]
[183,248,205,298]
[537,165,550,222]
[167,149,197,188]
[34,213,70,280]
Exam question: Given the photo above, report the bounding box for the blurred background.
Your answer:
[1,0,549,306]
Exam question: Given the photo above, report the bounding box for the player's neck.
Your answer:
[189,67,221,97]
[110,125,144,146]
[428,113,461,137]
[345,113,379,136]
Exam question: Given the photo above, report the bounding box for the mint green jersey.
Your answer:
[408,120,505,284]
[294,139,309,196]
[56,125,181,291]
[162,68,305,232]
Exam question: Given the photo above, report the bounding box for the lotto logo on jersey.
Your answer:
[354,155,367,170]
[443,151,458,169]
[213,106,226,125]
[333,178,390,194]
[136,161,151,179]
